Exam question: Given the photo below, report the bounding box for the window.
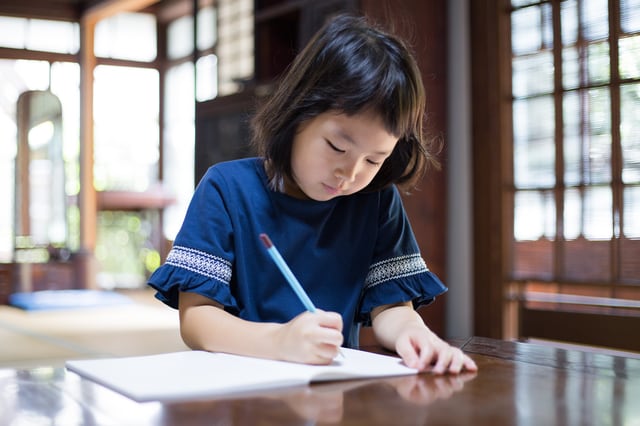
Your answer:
[93,65,159,192]
[162,0,253,241]
[0,2,255,289]
[471,0,640,351]
[507,0,640,350]
[0,18,81,263]
[0,16,79,53]
[0,59,80,262]
[92,12,161,288]
[95,12,156,61]
[510,0,640,288]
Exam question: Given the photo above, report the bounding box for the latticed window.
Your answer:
[508,0,640,343]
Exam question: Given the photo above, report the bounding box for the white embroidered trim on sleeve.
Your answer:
[365,254,428,289]
[165,245,232,284]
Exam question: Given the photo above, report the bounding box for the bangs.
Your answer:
[323,28,425,140]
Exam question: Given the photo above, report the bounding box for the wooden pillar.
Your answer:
[78,14,98,289]
[469,0,513,339]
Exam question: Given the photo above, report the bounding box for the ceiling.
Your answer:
[0,0,102,21]
[0,0,173,22]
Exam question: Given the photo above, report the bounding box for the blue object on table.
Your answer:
[8,290,133,311]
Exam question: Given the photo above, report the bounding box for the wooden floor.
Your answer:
[0,289,188,369]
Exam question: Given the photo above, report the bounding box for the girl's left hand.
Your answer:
[395,325,478,374]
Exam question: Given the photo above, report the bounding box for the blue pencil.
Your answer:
[260,233,317,312]
[259,233,344,358]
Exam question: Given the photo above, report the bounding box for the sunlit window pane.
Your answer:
[93,65,159,191]
[0,17,27,48]
[563,92,581,185]
[50,62,80,178]
[0,17,79,53]
[512,4,552,55]
[197,6,217,51]
[564,87,614,186]
[582,0,609,41]
[586,87,612,184]
[584,186,612,240]
[587,41,610,83]
[196,54,218,102]
[25,19,79,54]
[512,0,540,7]
[621,0,640,33]
[619,36,640,79]
[564,3,610,86]
[563,46,580,89]
[564,187,612,240]
[513,51,554,97]
[561,0,578,46]
[51,62,81,250]
[14,60,50,91]
[624,186,640,238]
[163,62,194,240]
[0,60,19,260]
[167,15,193,60]
[564,189,581,240]
[621,83,640,183]
[217,0,253,95]
[95,13,156,61]
[514,190,555,241]
[513,96,555,188]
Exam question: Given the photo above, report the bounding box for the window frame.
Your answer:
[471,0,640,351]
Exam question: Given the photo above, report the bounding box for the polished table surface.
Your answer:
[2,336,639,425]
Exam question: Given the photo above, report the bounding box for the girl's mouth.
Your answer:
[322,183,341,196]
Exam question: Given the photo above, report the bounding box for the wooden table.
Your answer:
[1,336,638,425]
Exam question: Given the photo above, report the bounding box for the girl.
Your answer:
[149,14,477,374]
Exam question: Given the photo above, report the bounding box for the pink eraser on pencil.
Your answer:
[259,233,273,248]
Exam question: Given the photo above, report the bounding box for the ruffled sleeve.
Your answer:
[356,186,448,324]
[147,167,239,311]
[358,267,447,324]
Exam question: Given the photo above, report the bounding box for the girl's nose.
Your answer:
[335,161,358,184]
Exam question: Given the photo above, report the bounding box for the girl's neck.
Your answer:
[263,159,310,200]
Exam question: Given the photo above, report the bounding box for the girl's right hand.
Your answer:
[276,310,344,365]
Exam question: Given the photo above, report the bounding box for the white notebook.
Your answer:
[65,348,418,402]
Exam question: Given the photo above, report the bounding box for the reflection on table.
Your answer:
[1,336,638,425]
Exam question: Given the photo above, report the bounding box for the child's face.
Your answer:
[286,110,397,201]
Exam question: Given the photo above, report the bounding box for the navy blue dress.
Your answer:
[148,158,446,347]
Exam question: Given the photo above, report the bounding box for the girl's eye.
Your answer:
[367,159,381,166]
[326,140,345,153]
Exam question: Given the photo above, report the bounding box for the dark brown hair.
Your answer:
[251,14,439,193]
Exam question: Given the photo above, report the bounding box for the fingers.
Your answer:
[286,310,344,364]
[396,334,478,374]
[430,347,478,375]
[431,347,461,374]
[314,309,344,333]
[462,354,479,372]
[397,340,431,370]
